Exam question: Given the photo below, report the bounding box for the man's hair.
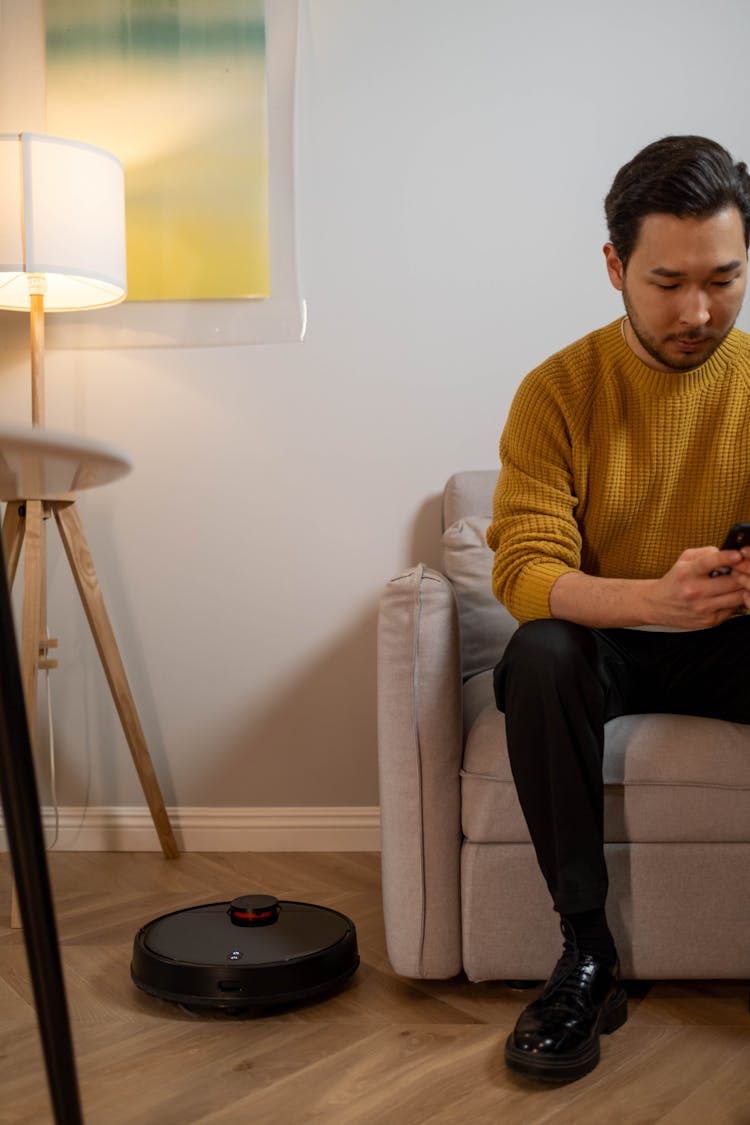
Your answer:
[604,135,750,268]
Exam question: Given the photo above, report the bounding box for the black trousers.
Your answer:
[493,615,750,916]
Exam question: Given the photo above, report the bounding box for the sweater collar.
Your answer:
[610,316,744,394]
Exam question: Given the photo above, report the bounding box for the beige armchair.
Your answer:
[377,470,750,982]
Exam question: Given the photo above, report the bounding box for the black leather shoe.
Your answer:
[505,930,627,1083]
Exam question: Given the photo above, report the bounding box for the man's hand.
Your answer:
[644,546,750,629]
[643,546,750,634]
[549,546,750,630]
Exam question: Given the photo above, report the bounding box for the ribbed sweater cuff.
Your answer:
[515,562,578,623]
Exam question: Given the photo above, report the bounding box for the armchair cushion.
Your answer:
[461,698,750,845]
[441,515,515,680]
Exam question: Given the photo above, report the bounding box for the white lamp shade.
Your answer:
[0,133,127,311]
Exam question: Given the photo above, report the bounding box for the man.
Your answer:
[486,135,750,1083]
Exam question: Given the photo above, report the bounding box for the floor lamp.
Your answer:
[0,134,178,914]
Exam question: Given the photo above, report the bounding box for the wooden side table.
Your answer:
[0,425,178,1119]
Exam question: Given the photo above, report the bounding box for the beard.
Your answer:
[621,284,732,371]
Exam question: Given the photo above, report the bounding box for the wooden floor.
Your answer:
[1,851,749,1125]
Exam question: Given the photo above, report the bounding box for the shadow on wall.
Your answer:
[409,490,443,572]
[185,489,450,809]
[0,313,28,355]
[192,604,381,808]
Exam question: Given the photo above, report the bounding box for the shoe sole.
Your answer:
[504,987,628,1083]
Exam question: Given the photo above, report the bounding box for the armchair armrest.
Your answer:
[377,564,463,978]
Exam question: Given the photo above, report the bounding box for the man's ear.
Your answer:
[603,242,625,292]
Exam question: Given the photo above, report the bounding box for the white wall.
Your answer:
[2,0,750,813]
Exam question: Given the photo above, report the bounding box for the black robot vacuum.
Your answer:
[131,894,359,1011]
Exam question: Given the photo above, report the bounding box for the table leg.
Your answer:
[0,520,84,1123]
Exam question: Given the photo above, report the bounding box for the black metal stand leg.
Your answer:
[0,542,83,1121]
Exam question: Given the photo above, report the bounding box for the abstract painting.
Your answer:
[45,0,270,301]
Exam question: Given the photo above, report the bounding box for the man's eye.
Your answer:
[657,283,679,291]
[713,279,734,287]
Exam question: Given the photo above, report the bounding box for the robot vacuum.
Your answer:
[131,894,359,1011]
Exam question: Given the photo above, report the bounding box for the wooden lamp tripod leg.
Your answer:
[6,500,60,929]
[7,500,45,929]
[2,501,26,586]
[53,500,179,859]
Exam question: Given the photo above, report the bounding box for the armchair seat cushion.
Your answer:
[461,678,750,845]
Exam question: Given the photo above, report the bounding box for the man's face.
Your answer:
[604,207,748,372]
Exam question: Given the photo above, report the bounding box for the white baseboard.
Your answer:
[0,806,382,853]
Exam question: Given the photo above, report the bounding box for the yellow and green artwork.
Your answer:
[45,0,270,301]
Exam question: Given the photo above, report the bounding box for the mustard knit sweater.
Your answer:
[487,318,750,624]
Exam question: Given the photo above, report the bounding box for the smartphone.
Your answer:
[710,522,750,576]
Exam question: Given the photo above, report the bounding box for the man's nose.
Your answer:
[678,287,711,327]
